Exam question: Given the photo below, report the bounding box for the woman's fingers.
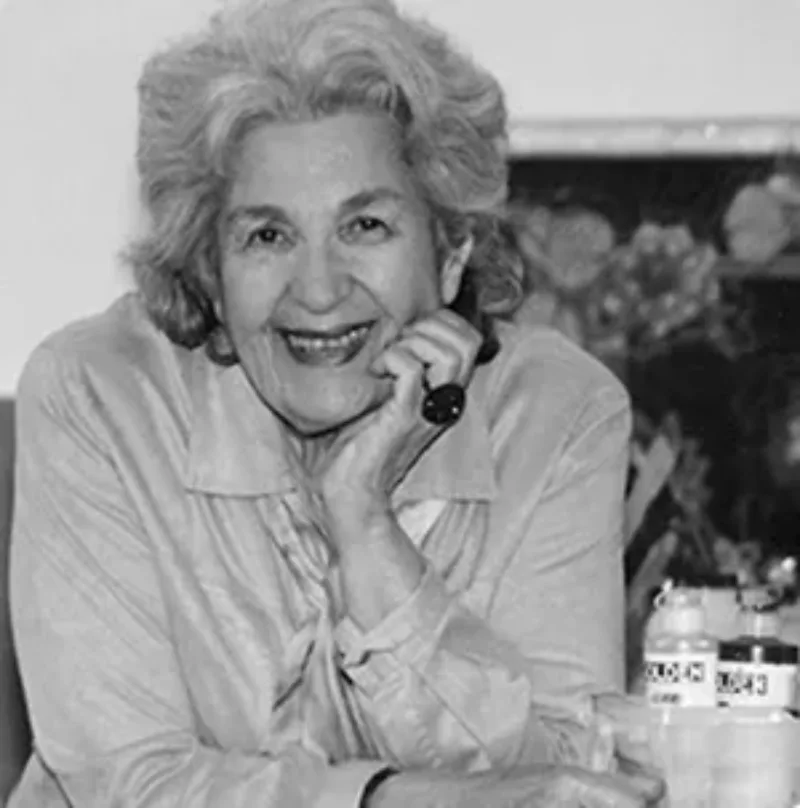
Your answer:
[395,330,462,389]
[593,693,659,770]
[553,766,663,808]
[613,766,665,805]
[370,309,481,397]
[364,308,482,440]
[373,342,427,418]
[578,768,665,808]
[402,309,482,387]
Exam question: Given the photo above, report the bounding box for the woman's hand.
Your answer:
[280,308,481,627]
[288,308,483,539]
[593,693,663,779]
[368,764,664,808]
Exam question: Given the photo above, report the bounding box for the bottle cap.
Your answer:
[719,637,799,665]
[662,604,706,635]
[739,586,781,612]
[655,587,707,635]
[742,608,782,639]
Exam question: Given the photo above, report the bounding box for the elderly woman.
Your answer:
[8,0,661,806]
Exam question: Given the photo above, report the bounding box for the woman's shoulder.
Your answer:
[471,321,631,514]
[16,293,188,418]
[479,320,631,443]
[488,320,629,405]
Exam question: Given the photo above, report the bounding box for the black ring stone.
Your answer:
[421,383,466,427]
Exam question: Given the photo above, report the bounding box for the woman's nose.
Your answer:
[290,246,353,313]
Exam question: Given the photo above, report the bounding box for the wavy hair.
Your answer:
[126,0,524,364]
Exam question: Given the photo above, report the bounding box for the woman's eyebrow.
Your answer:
[224,187,407,229]
[224,204,291,229]
[338,187,407,216]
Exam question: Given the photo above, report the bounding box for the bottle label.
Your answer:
[643,652,718,706]
[716,661,797,709]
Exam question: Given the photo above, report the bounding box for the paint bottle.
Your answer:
[716,604,798,710]
[644,587,718,707]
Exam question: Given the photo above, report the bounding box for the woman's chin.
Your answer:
[281,410,362,440]
[278,390,386,439]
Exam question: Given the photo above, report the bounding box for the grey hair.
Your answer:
[125,0,524,364]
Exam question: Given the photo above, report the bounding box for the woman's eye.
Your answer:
[244,226,290,250]
[343,216,391,242]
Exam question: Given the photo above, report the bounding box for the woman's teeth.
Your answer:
[283,325,371,365]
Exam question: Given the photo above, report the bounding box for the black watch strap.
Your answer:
[359,766,399,808]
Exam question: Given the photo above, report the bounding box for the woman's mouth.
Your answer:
[279,322,374,367]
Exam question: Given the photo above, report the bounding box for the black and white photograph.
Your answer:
[1,1,800,805]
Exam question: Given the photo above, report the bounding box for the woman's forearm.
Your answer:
[333,508,426,631]
[331,525,600,773]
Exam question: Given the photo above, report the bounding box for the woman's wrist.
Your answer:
[335,511,426,630]
[360,768,482,808]
[323,487,393,538]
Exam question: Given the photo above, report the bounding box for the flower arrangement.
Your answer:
[511,203,747,364]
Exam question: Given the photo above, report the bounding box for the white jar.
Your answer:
[644,588,719,708]
[716,609,799,710]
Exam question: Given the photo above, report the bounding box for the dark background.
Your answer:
[508,155,800,558]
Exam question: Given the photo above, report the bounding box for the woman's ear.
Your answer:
[440,235,474,306]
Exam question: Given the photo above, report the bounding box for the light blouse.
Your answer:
[9,293,630,807]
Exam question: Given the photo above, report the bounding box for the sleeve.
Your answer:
[333,378,630,774]
[9,346,385,808]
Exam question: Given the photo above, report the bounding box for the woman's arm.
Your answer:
[9,346,385,808]
[331,378,631,773]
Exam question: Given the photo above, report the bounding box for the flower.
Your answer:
[547,209,616,290]
[513,203,746,366]
[724,183,792,263]
[767,172,800,206]
[767,172,800,246]
[578,222,723,358]
[516,205,616,291]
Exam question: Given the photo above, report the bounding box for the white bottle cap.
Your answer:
[663,604,706,635]
[742,609,781,638]
[654,587,707,635]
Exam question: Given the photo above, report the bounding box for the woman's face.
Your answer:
[218,112,462,436]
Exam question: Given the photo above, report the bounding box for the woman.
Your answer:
[9,0,661,805]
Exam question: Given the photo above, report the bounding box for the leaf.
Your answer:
[625,435,678,548]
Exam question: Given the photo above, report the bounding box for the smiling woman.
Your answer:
[217,114,469,436]
[126,0,520,369]
[8,1,660,807]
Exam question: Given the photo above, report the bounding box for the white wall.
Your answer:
[403,0,800,122]
[0,0,222,395]
[1,0,799,395]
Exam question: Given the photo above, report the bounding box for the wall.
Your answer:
[0,0,222,396]
[402,0,800,122]
[1,0,799,395]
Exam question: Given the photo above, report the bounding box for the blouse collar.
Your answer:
[183,351,497,502]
